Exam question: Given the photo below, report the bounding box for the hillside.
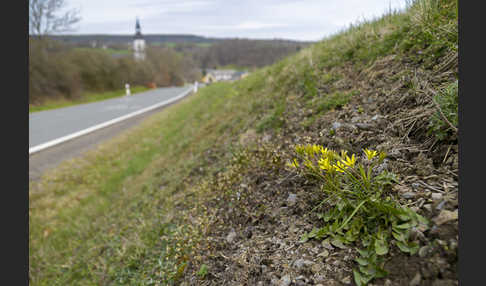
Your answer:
[29,0,458,285]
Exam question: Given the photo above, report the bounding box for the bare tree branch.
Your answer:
[29,0,81,37]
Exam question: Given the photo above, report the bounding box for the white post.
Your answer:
[194,81,198,93]
[125,83,131,96]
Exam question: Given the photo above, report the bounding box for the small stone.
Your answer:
[423,204,432,212]
[371,115,380,120]
[431,193,443,201]
[433,209,458,226]
[375,159,389,173]
[295,275,306,281]
[384,279,393,286]
[294,259,314,269]
[321,239,334,250]
[314,275,325,283]
[317,249,329,258]
[356,123,373,131]
[311,263,322,274]
[419,245,432,257]
[436,200,447,210]
[226,229,237,243]
[409,272,421,286]
[401,192,416,199]
[287,193,297,206]
[261,265,268,273]
[289,225,299,233]
[262,134,272,143]
[449,239,458,251]
[341,276,352,285]
[257,282,264,286]
[280,275,291,286]
[332,122,342,130]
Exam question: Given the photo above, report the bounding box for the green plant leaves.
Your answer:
[355,257,369,266]
[196,264,208,278]
[291,145,429,285]
[331,236,347,249]
[374,239,388,255]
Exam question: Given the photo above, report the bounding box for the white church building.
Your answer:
[133,18,146,61]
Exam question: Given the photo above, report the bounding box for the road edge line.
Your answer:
[29,86,193,155]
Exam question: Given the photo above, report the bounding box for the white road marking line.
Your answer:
[29,86,193,155]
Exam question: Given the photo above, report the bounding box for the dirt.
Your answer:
[180,51,458,285]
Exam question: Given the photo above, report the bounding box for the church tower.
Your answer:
[133,17,146,61]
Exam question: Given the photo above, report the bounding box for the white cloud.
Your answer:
[203,21,289,31]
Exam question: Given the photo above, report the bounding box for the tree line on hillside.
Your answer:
[192,39,306,69]
[29,38,200,104]
[51,36,309,70]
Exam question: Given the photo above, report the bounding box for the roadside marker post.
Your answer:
[125,83,131,96]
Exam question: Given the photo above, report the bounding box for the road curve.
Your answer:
[29,85,194,181]
[29,85,193,154]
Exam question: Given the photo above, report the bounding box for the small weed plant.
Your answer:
[288,144,429,285]
[429,80,458,140]
[197,264,209,279]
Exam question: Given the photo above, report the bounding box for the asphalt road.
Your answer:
[29,85,193,150]
[29,85,194,181]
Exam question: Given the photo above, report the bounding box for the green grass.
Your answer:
[29,80,268,285]
[29,86,150,113]
[428,80,458,140]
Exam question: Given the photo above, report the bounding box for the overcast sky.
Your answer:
[64,0,408,41]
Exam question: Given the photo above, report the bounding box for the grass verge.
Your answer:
[29,86,150,113]
[29,78,270,284]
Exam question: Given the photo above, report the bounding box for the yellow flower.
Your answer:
[286,158,299,168]
[320,147,330,156]
[334,161,347,173]
[340,150,348,158]
[304,160,314,169]
[363,148,378,160]
[318,157,332,171]
[343,154,356,168]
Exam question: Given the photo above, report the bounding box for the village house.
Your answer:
[202,69,249,84]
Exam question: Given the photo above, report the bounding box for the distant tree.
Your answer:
[29,0,81,37]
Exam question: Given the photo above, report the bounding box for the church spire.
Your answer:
[133,17,146,61]
[135,17,143,39]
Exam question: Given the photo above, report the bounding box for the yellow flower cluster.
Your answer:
[363,148,378,160]
[292,144,381,174]
[286,158,300,168]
